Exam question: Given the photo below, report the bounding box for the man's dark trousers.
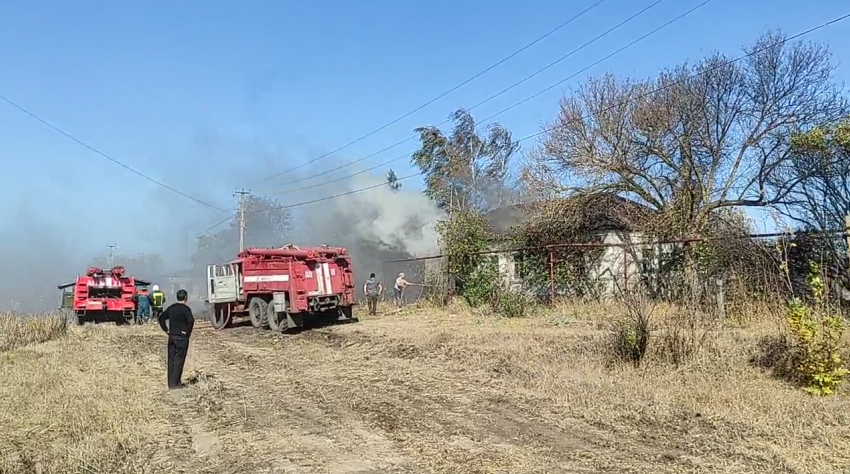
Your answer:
[167,335,189,389]
[366,295,378,315]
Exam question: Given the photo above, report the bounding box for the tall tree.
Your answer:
[412,109,519,212]
[777,118,850,232]
[192,194,292,267]
[525,31,845,236]
[773,118,850,284]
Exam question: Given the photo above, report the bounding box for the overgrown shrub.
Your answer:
[784,262,848,395]
[492,289,529,318]
[434,207,532,317]
[656,311,714,366]
[460,258,500,308]
[606,296,652,367]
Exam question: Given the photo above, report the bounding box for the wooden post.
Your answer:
[716,277,726,319]
[623,245,628,293]
[845,215,850,267]
[549,250,555,305]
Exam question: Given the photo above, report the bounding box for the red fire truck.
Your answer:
[205,245,357,331]
[58,266,150,325]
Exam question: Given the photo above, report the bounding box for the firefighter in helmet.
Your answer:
[151,284,166,321]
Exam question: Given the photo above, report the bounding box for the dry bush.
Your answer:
[605,294,653,367]
[653,307,718,367]
[0,310,67,352]
[601,293,719,369]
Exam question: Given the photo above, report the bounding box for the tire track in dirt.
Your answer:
[281,324,704,473]
[182,328,419,473]
[201,325,607,473]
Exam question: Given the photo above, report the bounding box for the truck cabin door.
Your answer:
[208,264,238,303]
[206,265,215,301]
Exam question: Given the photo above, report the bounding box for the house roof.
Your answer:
[485,193,654,236]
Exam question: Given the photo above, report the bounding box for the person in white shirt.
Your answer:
[393,273,410,306]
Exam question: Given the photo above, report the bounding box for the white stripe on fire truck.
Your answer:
[314,263,325,294]
[321,262,333,294]
[243,275,290,282]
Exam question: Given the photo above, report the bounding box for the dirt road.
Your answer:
[170,318,607,473]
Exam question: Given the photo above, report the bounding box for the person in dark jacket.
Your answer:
[157,289,195,390]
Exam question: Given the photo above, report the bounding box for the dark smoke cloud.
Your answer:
[0,204,91,311]
[189,131,444,289]
[0,127,443,312]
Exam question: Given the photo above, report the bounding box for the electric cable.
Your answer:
[0,93,230,212]
[269,0,668,189]
[272,0,712,197]
[197,11,850,235]
[250,0,608,186]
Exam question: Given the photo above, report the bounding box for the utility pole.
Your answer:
[234,189,251,252]
[107,244,117,268]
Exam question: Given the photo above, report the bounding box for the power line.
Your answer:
[270,0,668,189]
[249,0,616,187]
[272,0,712,197]
[195,211,237,238]
[514,10,850,144]
[478,0,715,122]
[0,93,229,212]
[197,12,850,236]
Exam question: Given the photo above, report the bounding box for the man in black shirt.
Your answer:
[157,289,195,390]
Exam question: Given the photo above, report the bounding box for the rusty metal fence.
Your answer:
[381,229,849,306]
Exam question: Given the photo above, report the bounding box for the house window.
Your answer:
[513,253,524,279]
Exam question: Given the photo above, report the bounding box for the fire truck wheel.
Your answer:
[267,303,290,333]
[210,304,232,330]
[248,297,269,329]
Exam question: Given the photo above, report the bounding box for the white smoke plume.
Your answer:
[187,130,445,287]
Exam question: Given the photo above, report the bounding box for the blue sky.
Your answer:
[1,0,849,262]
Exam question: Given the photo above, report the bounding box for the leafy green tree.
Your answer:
[412,108,519,213]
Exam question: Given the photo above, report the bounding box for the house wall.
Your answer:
[589,231,644,295]
[488,231,680,298]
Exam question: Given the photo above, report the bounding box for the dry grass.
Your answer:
[0,311,68,353]
[0,300,848,473]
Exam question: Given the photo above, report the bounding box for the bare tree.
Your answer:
[776,118,850,231]
[525,30,845,236]
[412,109,520,212]
[772,118,850,286]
